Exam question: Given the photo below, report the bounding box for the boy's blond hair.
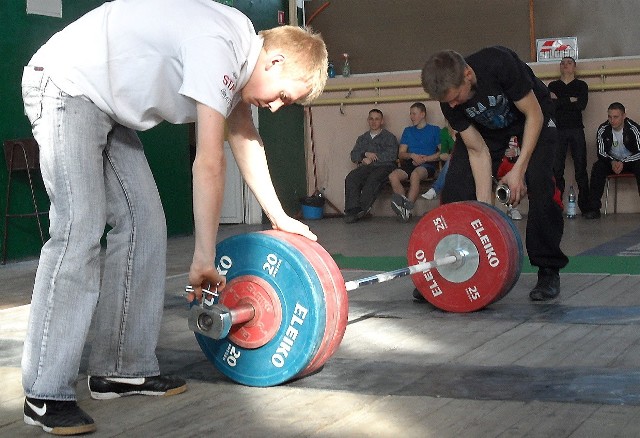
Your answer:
[260,25,328,105]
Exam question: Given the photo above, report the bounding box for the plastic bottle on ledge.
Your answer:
[342,53,351,77]
[566,185,577,218]
[327,62,335,78]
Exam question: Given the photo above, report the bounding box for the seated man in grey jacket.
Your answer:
[344,109,399,223]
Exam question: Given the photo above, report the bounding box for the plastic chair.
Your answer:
[2,138,48,263]
[604,172,635,215]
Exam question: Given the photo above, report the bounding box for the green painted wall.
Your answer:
[236,0,308,218]
[258,105,307,215]
[1,1,106,261]
[0,0,304,262]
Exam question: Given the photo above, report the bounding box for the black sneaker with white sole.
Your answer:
[391,193,405,216]
[88,375,187,400]
[391,193,411,222]
[24,397,96,435]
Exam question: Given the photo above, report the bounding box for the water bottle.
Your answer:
[507,136,520,163]
[342,53,351,77]
[327,62,335,78]
[566,185,577,218]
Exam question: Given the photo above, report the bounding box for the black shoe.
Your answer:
[391,194,411,221]
[391,193,406,219]
[344,208,366,224]
[356,208,371,220]
[343,213,359,223]
[583,210,601,219]
[88,375,187,400]
[24,397,96,435]
[412,288,426,301]
[529,268,560,301]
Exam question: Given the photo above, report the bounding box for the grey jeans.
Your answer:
[21,67,167,400]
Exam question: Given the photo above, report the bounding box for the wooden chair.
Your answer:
[2,138,48,263]
[603,172,635,215]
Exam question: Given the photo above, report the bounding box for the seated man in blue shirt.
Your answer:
[389,102,441,221]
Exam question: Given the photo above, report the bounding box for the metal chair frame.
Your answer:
[604,172,635,215]
[2,138,48,264]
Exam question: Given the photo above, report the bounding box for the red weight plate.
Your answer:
[264,230,344,377]
[218,275,283,349]
[469,205,519,302]
[263,231,336,376]
[408,201,516,312]
[477,204,524,304]
[265,231,348,377]
[288,234,348,376]
[307,242,348,374]
[419,201,519,310]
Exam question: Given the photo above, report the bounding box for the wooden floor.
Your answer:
[2,212,640,437]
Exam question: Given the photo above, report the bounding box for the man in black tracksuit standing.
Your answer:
[548,56,590,214]
[421,46,569,301]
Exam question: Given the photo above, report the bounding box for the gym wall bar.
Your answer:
[312,66,640,107]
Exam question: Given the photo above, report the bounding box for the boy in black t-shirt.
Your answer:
[421,46,568,301]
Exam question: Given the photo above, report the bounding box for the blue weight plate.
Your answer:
[194,232,327,387]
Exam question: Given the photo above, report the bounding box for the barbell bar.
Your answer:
[189,249,470,339]
[344,252,465,291]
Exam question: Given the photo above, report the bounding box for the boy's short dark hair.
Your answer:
[421,50,467,101]
[410,102,427,114]
[609,102,626,113]
[369,108,383,118]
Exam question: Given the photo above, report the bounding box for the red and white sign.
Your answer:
[536,37,578,62]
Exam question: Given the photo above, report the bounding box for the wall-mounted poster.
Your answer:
[536,37,579,62]
[26,0,62,18]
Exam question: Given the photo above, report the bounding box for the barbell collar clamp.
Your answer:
[188,302,256,340]
[495,183,512,207]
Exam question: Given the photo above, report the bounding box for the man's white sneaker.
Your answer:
[421,188,437,200]
[507,207,523,220]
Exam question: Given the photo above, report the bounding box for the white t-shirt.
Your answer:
[29,0,263,131]
[611,127,632,160]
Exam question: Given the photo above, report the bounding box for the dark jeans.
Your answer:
[344,163,395,214]
[553,128,590,212]
[588,160,640,211]
[442,120,568,271]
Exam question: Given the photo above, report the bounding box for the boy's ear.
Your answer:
[265,53,285,71]
[463,66,474,81]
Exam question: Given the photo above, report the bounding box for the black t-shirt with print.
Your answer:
[441,46,554,142]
